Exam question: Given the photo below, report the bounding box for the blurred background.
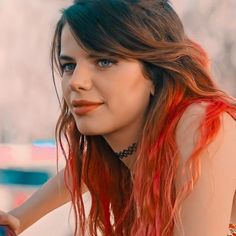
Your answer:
[0,0,235,235]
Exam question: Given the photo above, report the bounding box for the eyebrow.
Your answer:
[59,53,119,63]
[59,55,74,62]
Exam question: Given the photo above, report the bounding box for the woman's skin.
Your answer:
[60,24,154,171]
[0,23,236,235]
[0,23,154,234]
[174,103,236,235]
[6,168,73,234]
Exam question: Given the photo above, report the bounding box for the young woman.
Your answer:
[1,0,236,235]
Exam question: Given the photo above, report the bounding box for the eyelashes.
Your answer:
[61,63,76,73]
[97,58,118,68]
[60,58,118,74]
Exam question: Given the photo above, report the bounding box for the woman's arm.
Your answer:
[7,167,87,235]
[8,168,70,234]
[174,103,236,236]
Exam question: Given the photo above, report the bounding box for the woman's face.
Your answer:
[60,23,154,137]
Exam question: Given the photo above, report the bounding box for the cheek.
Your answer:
[110,84,151,119]
[61,80,70,103]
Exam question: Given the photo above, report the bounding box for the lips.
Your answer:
[71,100,103,107]
[71,99,103,115]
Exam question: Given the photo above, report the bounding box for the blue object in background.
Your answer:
[0,226,6,236]
[32,139,56,148]
[0,169,50,186]
[0,225,16,236]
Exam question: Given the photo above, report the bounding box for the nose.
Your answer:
[69,64,93,91]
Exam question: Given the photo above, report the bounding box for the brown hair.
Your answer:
[51,0,236,235]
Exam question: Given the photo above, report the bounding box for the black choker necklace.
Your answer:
[114,143,137,159]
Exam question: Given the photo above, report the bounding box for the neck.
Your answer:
[103,119,143,171]
[103,126,141,154]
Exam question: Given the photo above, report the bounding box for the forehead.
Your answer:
[60,23,87,56]
[59,23,137,62]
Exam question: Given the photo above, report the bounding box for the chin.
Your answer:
[79,130,98,136]
[76,124,103,136]
[76,126,114,137]
[76,127,95,135]
[75,120,116,136]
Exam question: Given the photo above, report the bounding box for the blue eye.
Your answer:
[61,63,76,73]
[97,59,117,68]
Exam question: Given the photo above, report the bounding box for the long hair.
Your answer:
[51,0,236,235]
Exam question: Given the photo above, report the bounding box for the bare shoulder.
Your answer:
[175,102,209,166]
[175,101,236,182]
[174,101,236,235]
